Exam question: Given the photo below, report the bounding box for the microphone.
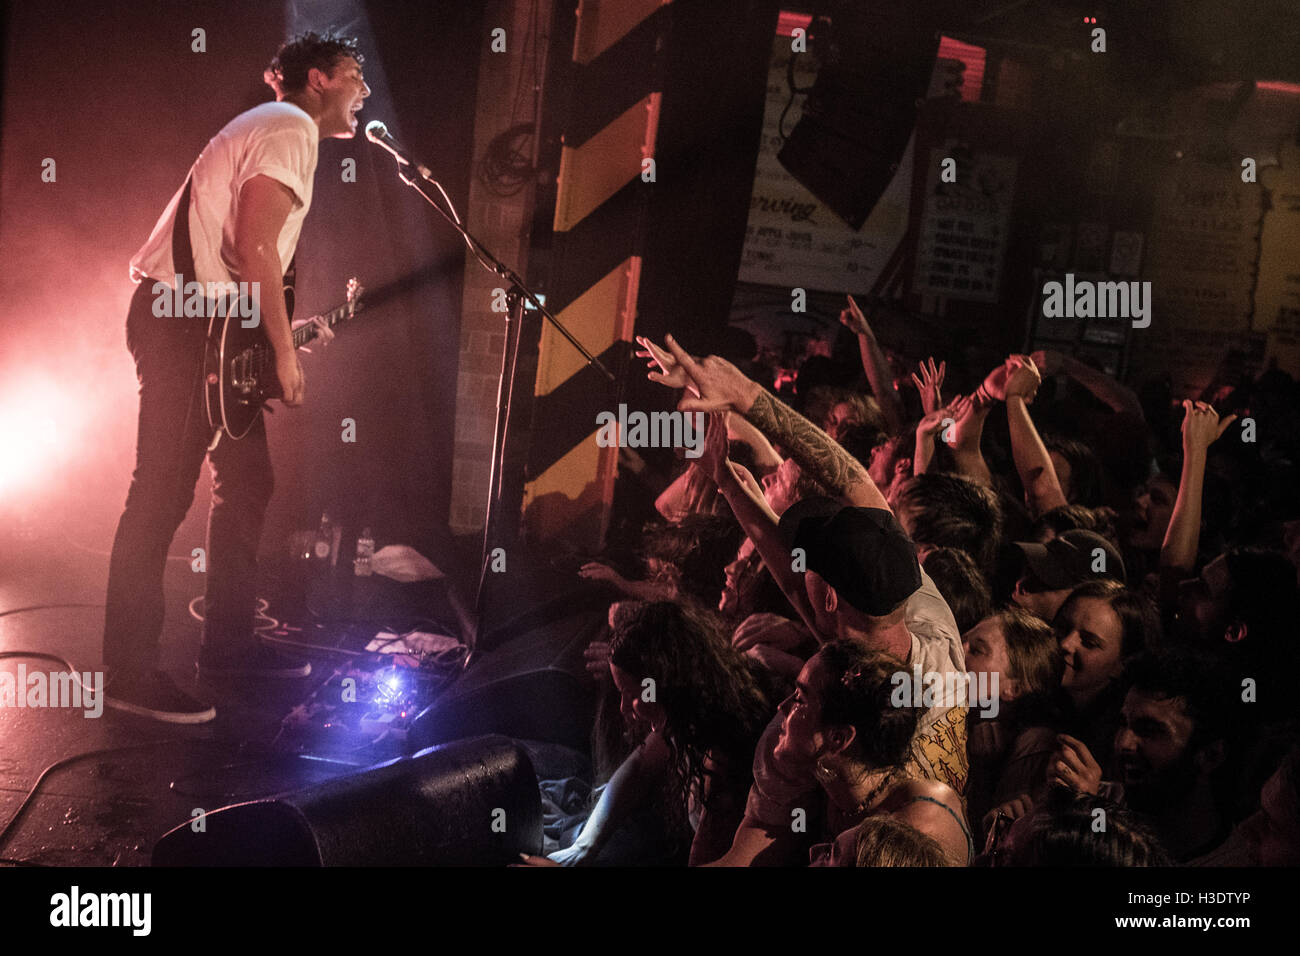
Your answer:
[365,121,432,180]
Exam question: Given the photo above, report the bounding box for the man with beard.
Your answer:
[1111,651,1235,861]
[1174,547,1298,727]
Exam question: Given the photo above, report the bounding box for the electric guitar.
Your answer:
[203,277,364,440]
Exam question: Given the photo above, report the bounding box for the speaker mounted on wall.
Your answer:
[778,1,954,229]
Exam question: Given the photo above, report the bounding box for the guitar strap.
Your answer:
[170,173,298,319]
[171,175,197,289]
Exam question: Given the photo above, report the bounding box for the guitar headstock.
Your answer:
[346,277,364,316]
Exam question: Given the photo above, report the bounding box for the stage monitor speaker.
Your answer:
[411,593,604,754]
[152,735,541,866]
[778,3,950,229]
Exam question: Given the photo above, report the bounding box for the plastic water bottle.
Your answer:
[354,527,374,576]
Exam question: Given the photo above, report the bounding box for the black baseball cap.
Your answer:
[1013,529,1126,589]
[778,496,921,616]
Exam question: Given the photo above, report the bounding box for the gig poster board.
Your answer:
[1256,138,1300,375]
[1129,157,1267,397]
[911,146,1018,302]
[736,33,914,294]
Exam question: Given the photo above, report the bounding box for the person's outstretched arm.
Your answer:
[1033,349,1144,420]
[1001,357,1069,516]
[577,560,678,602]
[914,395,970,476]
[743,387,890,511]
[841,295,906,434]
[947,393,994,487]
[697,415,819,634]
[639,334,891,511]
[1161,401,1237,578]
[726,414,783,476]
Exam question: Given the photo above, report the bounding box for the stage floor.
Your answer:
[0,531,389,865]
[0,524,590,866]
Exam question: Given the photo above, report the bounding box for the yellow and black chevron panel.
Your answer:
[522,0,670,545]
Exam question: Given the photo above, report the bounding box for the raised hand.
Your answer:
[696,411,731,484]
[578,561,627,588]
[1030,348,1063,377]
[1003,354,1042,402]
[979,358,1013,402]
[945,393,980,446]
[634,336,700,397]
[728,460,765,502]
[918,393,972,442]
[1048,733,1102,795]
[910,357,946,415]
[1180,400,1237,455]
[916,406,950,438]
[839,294,873,338]
[662,335,762,415]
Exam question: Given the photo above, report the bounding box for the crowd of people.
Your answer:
[537,296,1300,867]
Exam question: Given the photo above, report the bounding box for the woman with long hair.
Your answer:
[542,600,780,866]
[608,600,782,865]
[963,606,1065,843]
[1053,579,1156,773]
[781,640,974,866]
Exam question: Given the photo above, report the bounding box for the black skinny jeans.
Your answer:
[103,280,274,676]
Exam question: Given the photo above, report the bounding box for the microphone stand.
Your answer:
[386,160,615,669]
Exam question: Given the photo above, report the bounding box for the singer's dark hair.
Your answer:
[264,31,363,97]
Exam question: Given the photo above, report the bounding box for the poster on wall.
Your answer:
[911,146,1018,302]
[736,33,914,294]
[1256,138,1300,376]
[1130,158,1266,396]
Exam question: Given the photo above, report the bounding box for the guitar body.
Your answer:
[202,278,362,440]
[203,309,276,439]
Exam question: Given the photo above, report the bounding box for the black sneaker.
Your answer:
[104,670,216,724]
[197,645,312,680]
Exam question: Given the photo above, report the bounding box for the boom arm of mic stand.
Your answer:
[394,164,615,382]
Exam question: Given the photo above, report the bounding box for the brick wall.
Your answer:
[449,0,552,534]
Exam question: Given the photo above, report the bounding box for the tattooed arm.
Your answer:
[654,334,891,511]
[744,390,891,512]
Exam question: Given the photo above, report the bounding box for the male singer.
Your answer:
[103,32,368,721]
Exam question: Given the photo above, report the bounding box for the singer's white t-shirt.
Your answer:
[130,101,319,288]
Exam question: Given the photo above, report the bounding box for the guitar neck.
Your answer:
[291,301,353,350]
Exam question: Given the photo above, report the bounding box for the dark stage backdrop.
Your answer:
[0,0,482,570]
